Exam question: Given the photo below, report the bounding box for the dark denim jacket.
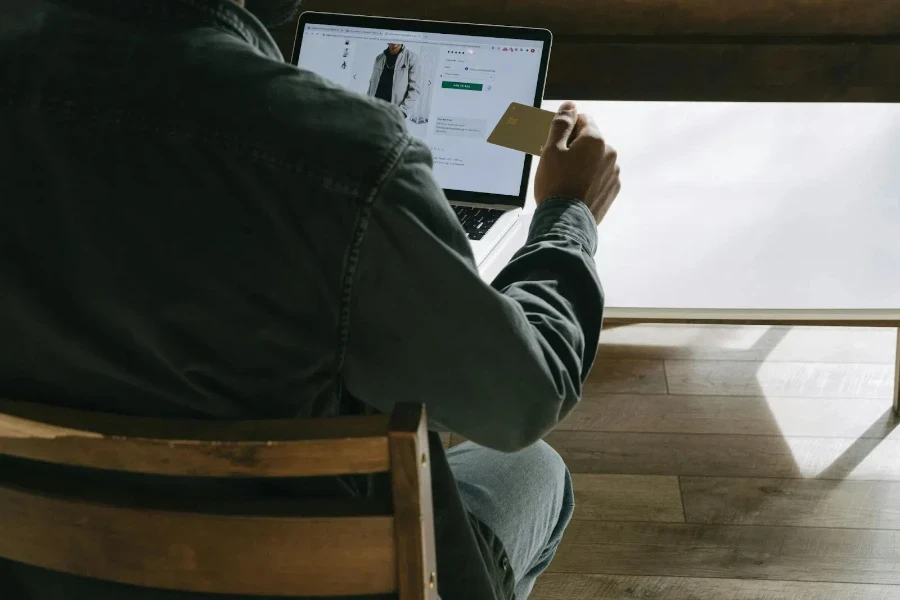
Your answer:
[0,0,604,598]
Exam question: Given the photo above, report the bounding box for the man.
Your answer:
[367,42,420,117]
[0,1,620,599]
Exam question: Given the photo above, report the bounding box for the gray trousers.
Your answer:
[448,441,575,599]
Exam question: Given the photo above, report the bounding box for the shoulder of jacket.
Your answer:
[168,35,412,183]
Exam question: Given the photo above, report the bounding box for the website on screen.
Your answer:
[297,24,544,197]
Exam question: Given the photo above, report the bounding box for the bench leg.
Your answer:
[895,327,900,417]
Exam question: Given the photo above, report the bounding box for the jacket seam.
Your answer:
[332,132,415,374]
[89,0,263,54]
[175,0,253,45]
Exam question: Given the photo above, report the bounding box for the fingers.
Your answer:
[571,113,602,142]
[605,167,622,202]
[544,101,577,152]
[602,160,621,189]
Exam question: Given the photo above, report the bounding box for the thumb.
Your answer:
[544,101,577,152]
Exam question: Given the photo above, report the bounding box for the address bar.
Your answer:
[313,30,425,43]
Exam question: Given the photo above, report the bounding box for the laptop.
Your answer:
[291,13,552,265]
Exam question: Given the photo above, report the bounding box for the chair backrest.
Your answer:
[0,399,437,599]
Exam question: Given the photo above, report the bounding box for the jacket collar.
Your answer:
[58,0,283,61]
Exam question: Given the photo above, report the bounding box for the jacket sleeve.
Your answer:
[367,55,380,97]
[398,51,421,115]
[342,137,603,452]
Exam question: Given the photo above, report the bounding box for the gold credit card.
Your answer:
[486,102,556,156]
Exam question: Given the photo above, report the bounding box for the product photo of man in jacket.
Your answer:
[368,42,420,117]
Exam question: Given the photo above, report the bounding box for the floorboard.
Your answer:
[558,393,897,438]
[546,431,900,480]
[531,323,900,598]
[548,522,900,585]
[681,477,900,529]
[665,360,894,399]
[586,358,669,394]
[532,573,900,600]
[597,324,896,363]
[572,474,684,522]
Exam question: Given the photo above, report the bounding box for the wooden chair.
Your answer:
[0,399,438,599]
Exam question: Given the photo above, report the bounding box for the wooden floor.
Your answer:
[529,324,900,600]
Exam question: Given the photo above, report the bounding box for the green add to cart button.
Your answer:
[441,81,483,91]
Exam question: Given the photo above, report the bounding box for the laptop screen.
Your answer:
[295,22,546,200]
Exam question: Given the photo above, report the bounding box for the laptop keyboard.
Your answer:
[452,206,505,241]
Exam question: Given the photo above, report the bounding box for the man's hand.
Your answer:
[534,101,621,224]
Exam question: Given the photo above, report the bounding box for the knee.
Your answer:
[522,440,566,477]
[517,441,575,550]
[516,441,572,506]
